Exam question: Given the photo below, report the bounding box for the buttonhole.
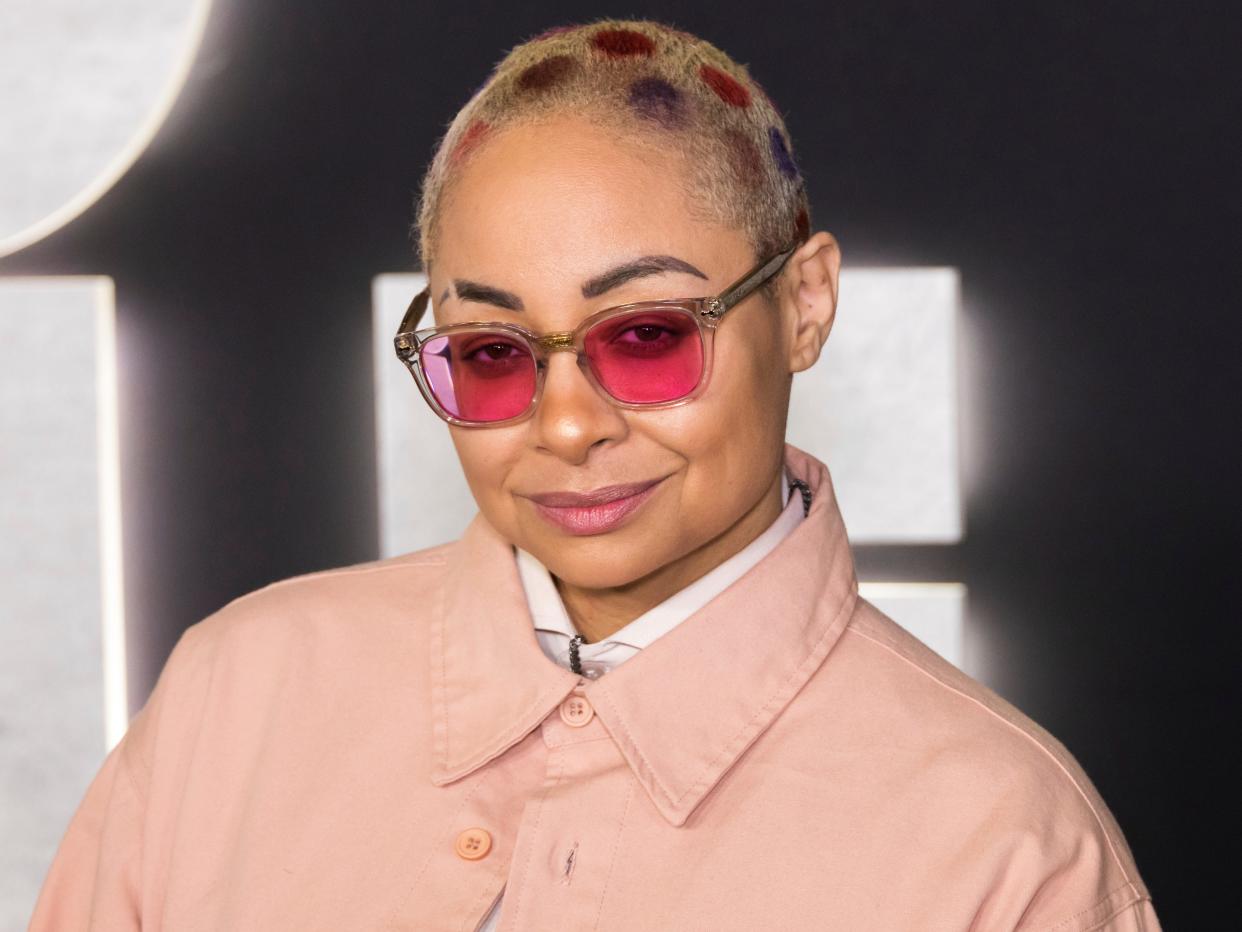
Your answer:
[560,842,579,884]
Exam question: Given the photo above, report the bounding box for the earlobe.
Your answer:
[784,231,841,373]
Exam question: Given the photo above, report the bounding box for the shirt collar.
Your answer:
[428,444,859,826]
[515,472,804,663]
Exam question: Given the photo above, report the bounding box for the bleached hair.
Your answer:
[414,19,811,275]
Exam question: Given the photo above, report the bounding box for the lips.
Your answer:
[524,478,665,535]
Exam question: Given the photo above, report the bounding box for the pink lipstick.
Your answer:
[525,479,664,535]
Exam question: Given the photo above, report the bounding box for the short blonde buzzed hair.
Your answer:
[414,19,811,274]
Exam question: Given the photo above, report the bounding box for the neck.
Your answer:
[554,470,785,644]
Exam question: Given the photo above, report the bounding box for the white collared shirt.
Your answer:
[516,473,804,677]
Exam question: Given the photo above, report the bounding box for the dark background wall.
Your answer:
[3,1,1236,924]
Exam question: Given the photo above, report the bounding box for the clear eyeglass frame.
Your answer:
[393,242,798,428]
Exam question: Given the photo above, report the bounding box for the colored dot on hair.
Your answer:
[699,64,751,108]
[591,28,657,57]
[724,128,763,189]
[795,207,810,241]
[627,77,687,128]
[451,119,490,164]
[768,126,799,179]
[517,55,577,93]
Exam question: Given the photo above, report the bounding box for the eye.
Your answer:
[621,323,669,343]
[473,341,523,360]
[610,320,679,346]
[460,335,526,362]
[584,310,698,363]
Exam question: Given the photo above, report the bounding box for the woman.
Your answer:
[32,18,1159,930]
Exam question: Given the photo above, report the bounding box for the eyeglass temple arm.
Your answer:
[397,287,432,339]
[711,243,798,315]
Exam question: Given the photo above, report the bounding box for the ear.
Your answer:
[778,231,841,373]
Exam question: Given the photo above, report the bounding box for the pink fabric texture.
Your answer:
[30,445,1159,930]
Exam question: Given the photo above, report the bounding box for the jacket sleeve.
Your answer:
[27,721,148,930]
[1024,885,1161,931]
[27,619,212,931]
[1006,815,1162,932]
[1100,898,1162,931]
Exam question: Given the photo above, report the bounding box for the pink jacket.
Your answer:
[31,446,1159,930]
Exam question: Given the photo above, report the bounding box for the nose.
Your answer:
[531,351,627,464]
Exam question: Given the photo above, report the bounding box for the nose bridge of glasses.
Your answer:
[534,331,577,353]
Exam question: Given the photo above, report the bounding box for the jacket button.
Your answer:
[454,827,492,860]
[559,694,594,727]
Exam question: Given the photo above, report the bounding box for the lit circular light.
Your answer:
[0,0,212,257]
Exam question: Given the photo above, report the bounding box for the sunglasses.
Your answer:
[393,243,797,427]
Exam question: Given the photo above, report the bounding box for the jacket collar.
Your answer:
[428,444,859,827]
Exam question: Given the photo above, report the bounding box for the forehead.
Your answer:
[435,115,737,281]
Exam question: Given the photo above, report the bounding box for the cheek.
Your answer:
[636,316,790,518]
[660,314,786,451]
[448,428,525,529]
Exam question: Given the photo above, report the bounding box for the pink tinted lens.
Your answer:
[584,309,704,403]
[419,331,536,422]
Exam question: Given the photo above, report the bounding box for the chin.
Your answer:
[530,539,673,590]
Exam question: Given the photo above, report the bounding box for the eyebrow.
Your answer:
[580,254,708,299]
[451,280,525,311]
[446,254,709,312]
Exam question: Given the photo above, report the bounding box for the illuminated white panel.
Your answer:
[372,274,477,558]
[0,277,125,927]
[0,0,212,256]
[788,268,961,542]
[373,269,961,553]
[859,582,966,670]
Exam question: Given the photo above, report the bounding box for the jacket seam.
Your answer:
[438,679,576,779]
[505,747,566,926]
[434,547,577,779]
[224,558,446,612]
[550,734,617,749]
[385,767,493,927]
[673,583,858,807]
[433,578,449,767]
[119,742,149,806]
[1029,881,1147,931]
[591,778,636,930]
[127,620,217,804]
[846,626,1134,888]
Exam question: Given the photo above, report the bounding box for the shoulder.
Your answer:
[174,542,456,659]
[156,543,465,713]
[120,540,464,779]
[128,542,460,744]
[822,597,1154,928]
[211,543,453,628]
[839,596,1092,779]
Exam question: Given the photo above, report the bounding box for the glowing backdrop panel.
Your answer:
[0,278,123,927]
[788,268,961,542]
[0,0,210,255]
